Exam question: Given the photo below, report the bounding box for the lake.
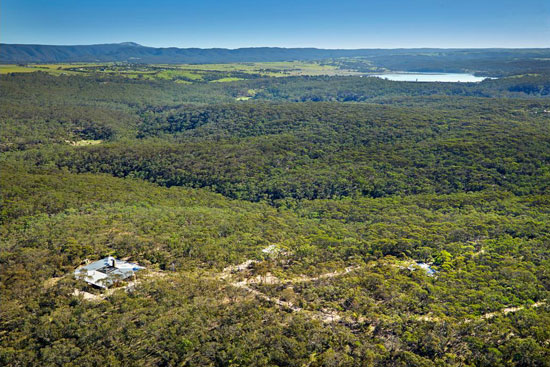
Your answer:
[371,72,489,83]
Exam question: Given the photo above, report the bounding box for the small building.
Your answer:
[74,256,145,289]
[408,262,437,276]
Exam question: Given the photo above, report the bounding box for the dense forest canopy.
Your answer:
[2,58,550,366]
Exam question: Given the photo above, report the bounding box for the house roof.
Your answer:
[74,256,145,288]
[408,262,436,276]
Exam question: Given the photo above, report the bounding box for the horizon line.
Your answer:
[2,42,550,50]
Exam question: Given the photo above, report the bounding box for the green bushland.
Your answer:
[2,164,550,366]
[10,101,547,201]
[1,69,550,366]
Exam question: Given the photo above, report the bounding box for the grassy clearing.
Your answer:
[0,61,362,81]
[0,64,84,75]
[235,88,262,100]
[67,139,103,146]
[0,65,38,74]
[211,77,244,83]
[177,61,360,77]
[155,69,203,80]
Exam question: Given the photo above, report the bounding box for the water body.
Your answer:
[371,72,489,83]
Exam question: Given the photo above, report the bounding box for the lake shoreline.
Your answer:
[369,72,493,82]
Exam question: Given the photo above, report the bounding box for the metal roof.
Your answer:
[74,256,145,288]
[408,262,437,276]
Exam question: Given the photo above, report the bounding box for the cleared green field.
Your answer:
[155,69,203,80]
[210,77,244,82]
[0,63,90,75]
[176,61,362,76]
[0,65,38,74]
[0,61,363,81]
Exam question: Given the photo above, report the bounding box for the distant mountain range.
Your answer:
[2,43,550,76]
[0,42,547,64]
[0,42,430,63]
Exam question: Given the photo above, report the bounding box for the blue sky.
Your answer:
[2,0,549,48]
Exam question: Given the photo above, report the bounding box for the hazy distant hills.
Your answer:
[0,42,433,63]
[2,43,550,75]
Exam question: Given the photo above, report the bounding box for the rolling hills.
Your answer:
[3,42,550,75]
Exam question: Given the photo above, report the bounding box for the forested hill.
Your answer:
[0,43,414,63]
[2,42,550,67]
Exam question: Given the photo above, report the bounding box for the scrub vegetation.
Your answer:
[1,59,550,366]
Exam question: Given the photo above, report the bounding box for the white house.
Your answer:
[74,256,145,289]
